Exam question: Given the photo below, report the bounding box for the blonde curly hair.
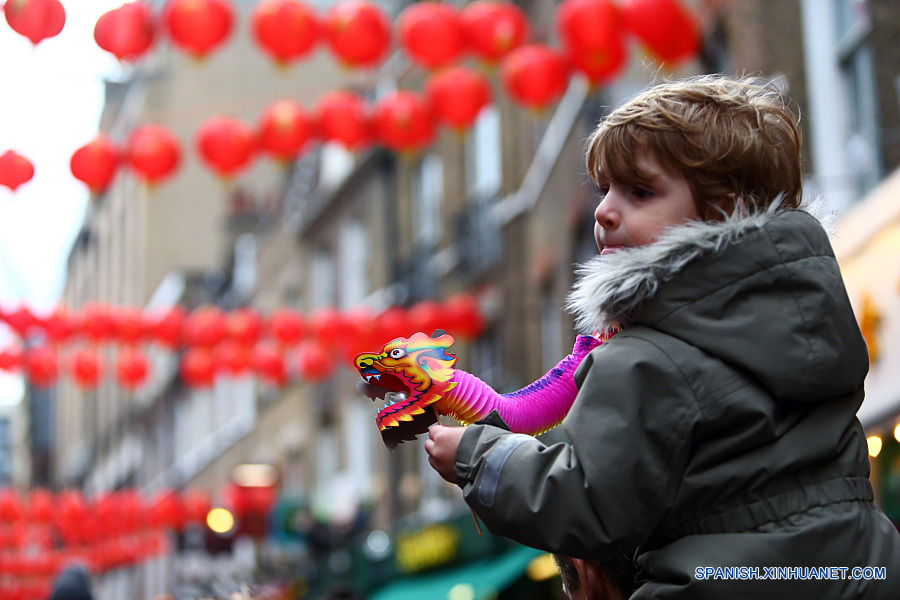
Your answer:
[586,75,803,220]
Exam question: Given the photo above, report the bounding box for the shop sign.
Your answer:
[395,524,460,574]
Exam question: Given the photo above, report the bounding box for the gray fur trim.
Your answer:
[565,199,834,335]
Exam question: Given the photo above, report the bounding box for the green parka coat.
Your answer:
[453,208,900,598]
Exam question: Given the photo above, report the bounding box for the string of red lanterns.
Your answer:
[82,0,693,70]
[0,295,485,390]
[4,0,699,72]
[2,0,701,192]
[0,486,240,599]
[62,59,542,190]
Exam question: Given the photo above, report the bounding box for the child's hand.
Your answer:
[425,424,465,484]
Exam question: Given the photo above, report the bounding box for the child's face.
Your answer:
[594,149,699,254]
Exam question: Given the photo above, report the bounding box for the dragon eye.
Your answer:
[389,348,405,359]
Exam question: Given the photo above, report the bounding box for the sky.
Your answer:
[0,0,125,406]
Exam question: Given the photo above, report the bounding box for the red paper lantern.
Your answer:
[398,1,466,70]
[180,347,216,387]
[256,99,313,162]
[196,116,256,178]
[557,0,627,84]
[76,302,116,343]
[252,343,287,385]
[3,0,65,46]
[343,306,376,342]
[0,150,35,192]
[118,489,146,533]
[162,0,234,58]
[425,67,491,131]
[183,307,227,347]
[214,340,252,375]
[460,0,529,64]
[410,300,445,334]
[182,489,212,524]
[442,293,485,339]
[125,124,181,184]
[310,307,348,345]
[227,308,264,346]
[500,44,571,110]
[95,492,125,536]
[268,308,307,346]
[68,347,104,389]
[314,90,373,151]
[3,306,38,337]
[70,136,119,194]
[39,308,74,343]
[620,0,699,66]
[55,490,89,529]
[372,90,435,153]
[93,2,155,62]
[374,306,412,341]
[24,346,58,387]
[338,307,377,366]
[148,489,184,530]
[251,0,319,65]
[0,347,22,372]
[0,488,23,523]
[116,347,149,390]
[146,306,186,349]
[322,0,390,69]
[26,489,54,524]
[113,307,146,344]
[295,340,335,382]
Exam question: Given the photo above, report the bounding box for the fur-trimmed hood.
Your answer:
[567,200,835,335]
[566,200,868,402]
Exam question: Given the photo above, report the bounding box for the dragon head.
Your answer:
[355,331,458,450]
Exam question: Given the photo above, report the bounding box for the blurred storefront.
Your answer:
[300,510,559,600]
[835,167,900,526]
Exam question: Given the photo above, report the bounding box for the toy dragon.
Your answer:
[355,332,602,449]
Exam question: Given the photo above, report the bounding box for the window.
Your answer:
[466,106,502,199]
[415,154,443,248]
[311,248,336,310]
[339,218,369,309]
[834,0,882,197]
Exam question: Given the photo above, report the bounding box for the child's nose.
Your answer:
[595,197,619,230]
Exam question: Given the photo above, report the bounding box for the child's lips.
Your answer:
[601,245,625,255]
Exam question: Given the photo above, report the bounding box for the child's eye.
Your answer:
[598,185,610,197]
[632,187,652,199]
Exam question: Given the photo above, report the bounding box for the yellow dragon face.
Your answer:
[355,332,458,449]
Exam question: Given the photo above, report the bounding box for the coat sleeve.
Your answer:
[453,334,699,560]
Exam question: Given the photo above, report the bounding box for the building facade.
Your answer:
[40,0,900,598]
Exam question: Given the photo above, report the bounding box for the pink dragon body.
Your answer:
[355,332,601,449]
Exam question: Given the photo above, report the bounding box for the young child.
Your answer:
[425,75,900,598]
